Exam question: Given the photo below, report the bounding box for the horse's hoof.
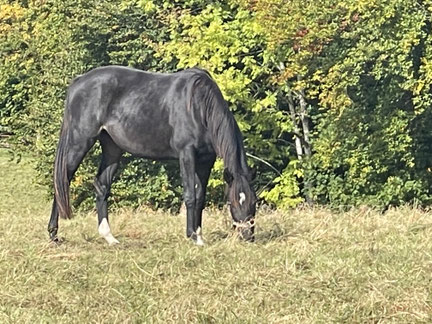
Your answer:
[48,228,58,240]
[108,238,120,246]
[103,235,120,245]
[190,237,205,246]
[190,228,205,246]
[194,238,205,246]
[49,236,63,245]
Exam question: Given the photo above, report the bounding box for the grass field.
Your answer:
[1,149,432,323]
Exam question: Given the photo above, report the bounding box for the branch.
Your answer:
[246,152,282,176]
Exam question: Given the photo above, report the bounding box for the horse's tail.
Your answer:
[53,103,72,219]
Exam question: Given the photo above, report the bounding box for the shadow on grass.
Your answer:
[255,223,293,243]
[206,222,292,244]
[80,233,152,249]
[208,230,230,241]
[52,222,293,248]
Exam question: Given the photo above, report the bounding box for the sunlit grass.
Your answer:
[1,149,432,323]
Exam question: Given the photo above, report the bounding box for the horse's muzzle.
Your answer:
[233,219,255,242]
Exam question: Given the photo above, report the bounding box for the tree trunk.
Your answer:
[287,77,313,204]
[287,92,304,160]
[297,85,311,158]
[296,83,313,205]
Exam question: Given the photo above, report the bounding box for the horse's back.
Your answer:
[64,66,215,159]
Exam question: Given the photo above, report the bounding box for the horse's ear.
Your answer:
[224,168,234,185]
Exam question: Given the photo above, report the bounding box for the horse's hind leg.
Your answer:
[48,198,60,242]
[48,138,96,242]
[94,131,122,245]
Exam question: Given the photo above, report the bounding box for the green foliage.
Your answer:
[156,1,294,204]
[248,0,432,208]
[0,0,182,211]
[259,160,304,208]
[3,0,432,210]
[306,0,432,207]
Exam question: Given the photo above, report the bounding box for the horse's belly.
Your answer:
[104,124,177,159]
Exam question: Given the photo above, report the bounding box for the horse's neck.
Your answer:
[207,99,248,175]
[220,135,248,176]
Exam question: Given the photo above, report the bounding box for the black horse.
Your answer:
[48,65,256,245]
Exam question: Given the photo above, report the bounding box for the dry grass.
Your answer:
[1,149,432,323]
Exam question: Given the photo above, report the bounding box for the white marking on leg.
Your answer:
[195,227,204,246]
[98,218,120,245]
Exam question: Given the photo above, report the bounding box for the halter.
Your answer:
[232,219,255,229]
[226,200,255,229]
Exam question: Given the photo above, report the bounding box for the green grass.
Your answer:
[1,149,432,323]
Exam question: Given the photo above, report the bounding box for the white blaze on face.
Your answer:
[195,227,204,246]
[98,218,120,245]
[239,192,246,206]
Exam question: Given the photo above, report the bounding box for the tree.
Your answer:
[0,0,183,211]
[250,0,432,208]
[3,0,432,211]
[156,0,303,207]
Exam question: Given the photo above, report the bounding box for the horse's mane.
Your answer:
[189,69,249,176]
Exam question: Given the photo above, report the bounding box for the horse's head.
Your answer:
[224,168,257,242]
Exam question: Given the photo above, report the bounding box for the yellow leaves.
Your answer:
[7,52,20,62]
[414,80,425,95]
[0,3,26,21]
[311,69,324,82]
[317,63,355,114]
[413,56,432,113]
[259,160,304,209]
[0,3,27,34]
[214,67,252,102]
[138,0,156,13]
[72,175,84,188]
[252,91,277,113]
[415,57,432,93]
[320,90,352,115]
[315,139,341,169]
[207,159,224,188]
[272,67,296,84]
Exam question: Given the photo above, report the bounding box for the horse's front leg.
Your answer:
[179,147,201,244]
[193,156,215,246]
